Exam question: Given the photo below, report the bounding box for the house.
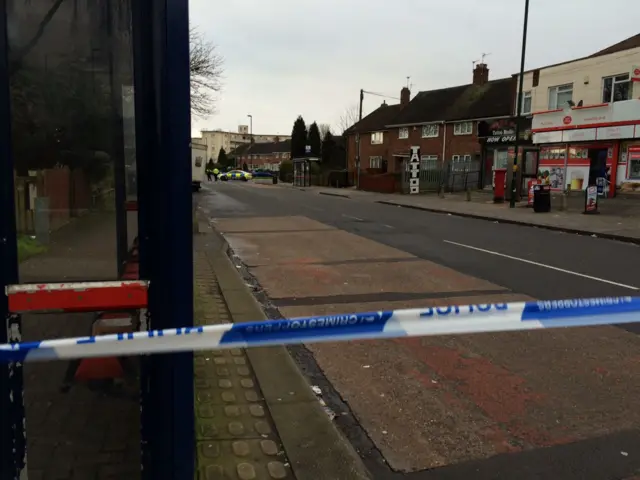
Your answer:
[344,64,516,192]
[344,88,410,175]
[230,139,292,171]
[518,33,640,195]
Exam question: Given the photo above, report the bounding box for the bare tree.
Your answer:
[337,104,361,134]
[318,123,332,139]
[189,26,224,118]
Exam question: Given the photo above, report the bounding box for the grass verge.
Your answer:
[17,235,47,262]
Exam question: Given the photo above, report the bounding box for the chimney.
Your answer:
[473,63,489,86]
[400,87,411,106]
[380,100,387,107]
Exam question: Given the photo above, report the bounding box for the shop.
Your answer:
[532,100,640,197]
[477,117,538,197]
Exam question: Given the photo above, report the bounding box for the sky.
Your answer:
[189,0,640,137]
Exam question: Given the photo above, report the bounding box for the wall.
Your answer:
[517,47,640,113]
[346,131,391,172]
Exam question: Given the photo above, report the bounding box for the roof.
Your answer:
[229,139,291,156]
[344,103,404,134]
[388,77,514,126]
[519,32,640,75]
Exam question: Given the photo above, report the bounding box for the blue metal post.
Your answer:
[0,0,26,478]
[132,0,194,477]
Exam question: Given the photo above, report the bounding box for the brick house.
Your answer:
[386,64,515,184]
[344,64,516,191]
[231,139,292,171]
[344,87,411,175]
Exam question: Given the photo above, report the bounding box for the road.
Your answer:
[200,181,640,480]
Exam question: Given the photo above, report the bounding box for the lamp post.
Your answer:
[510,0,530,208]
[247,114,253,143]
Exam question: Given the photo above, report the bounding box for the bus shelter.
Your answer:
[0,0,194,478]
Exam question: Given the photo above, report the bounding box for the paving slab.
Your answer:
[224,229,413,267]
[252,260,508,300]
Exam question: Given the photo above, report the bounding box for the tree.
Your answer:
[206,158,215,170]
[321,131,336,165]
[318,123,332,139]
[337,104,360,134]
[279,159,293,182]
[217,147,230,168]
[290,116,307,158]
[190,26,225,118]
[308,122,321,157]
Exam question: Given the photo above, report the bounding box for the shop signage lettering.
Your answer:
[486,135,517,143]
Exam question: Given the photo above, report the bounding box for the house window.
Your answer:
[453,122,473,135]
[371,132,384,144]
[398,127,409,139]
[420,155,438,170]
[421,124,439,138]
[548,84,573,109]
[602,74,631,103]
[451,154,472,171]
[369,156,382,169]
[520,91,532,114]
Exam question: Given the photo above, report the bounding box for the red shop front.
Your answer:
[532,100,640,198]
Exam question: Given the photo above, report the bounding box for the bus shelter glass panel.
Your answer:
[6,0,141,476]
[7,0,137,283]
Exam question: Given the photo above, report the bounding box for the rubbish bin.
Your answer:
[272,175,278,184]
[533,184,551,213]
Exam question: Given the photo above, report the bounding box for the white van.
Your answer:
[191,140,207,192]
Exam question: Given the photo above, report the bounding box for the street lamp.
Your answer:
[510,0,530,208]
[247,114,253,144]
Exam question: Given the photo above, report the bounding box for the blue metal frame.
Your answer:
[132,0,194,477]
[0,0,26,477]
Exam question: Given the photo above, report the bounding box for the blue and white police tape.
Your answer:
[1,296,639,363]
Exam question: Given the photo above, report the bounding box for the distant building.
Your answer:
[198,126,291,163]
[231,140,292,171]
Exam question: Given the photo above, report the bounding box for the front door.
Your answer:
[588,148,608,186]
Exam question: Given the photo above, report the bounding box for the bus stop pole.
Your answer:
[132,0,195,478]
[0,1,27,477]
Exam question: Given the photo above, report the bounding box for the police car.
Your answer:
[218,170,253,181]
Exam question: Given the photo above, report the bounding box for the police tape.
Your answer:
[1,296,639,363]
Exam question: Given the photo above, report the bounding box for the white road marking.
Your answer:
[342,214,364,221]
[443,240,639,291]
[383,224,394,229]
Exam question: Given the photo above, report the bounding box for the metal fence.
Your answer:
[402,159,481,194]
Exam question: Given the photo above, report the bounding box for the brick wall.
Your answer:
[346,131,392,172]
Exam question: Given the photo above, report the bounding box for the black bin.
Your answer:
[272,175,278,184]
[533,184,551,213]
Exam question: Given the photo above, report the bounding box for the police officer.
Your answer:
[212,167,220,182]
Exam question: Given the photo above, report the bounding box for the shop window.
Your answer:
[629,156,640,180]
[369,156,382,168]
[453,122,473,135]
[398,127,409,139]
[602,74,631,103]
[548,84,573,109]
[421,124,439,138]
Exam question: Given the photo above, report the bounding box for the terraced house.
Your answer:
[231,139,292,171]
[346,64,515,193]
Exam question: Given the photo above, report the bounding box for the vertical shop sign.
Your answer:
[409,146,420,194]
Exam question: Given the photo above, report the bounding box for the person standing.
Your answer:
[213,167,220,182]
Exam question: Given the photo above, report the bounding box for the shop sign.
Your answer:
[533,131,563,144]
[597,125,635,140]
[584,185,598,214]
[478,117,532,144]
[533,99,640,130]
[562,128,596,142]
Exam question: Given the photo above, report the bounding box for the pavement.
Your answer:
[193,216,371,480]
[277,184,640,242]
[198,180,640,480]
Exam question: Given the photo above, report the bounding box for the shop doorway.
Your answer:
[588,148,608,186]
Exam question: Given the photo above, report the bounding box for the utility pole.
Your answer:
[356,89,364,188]
[510,0,530,208]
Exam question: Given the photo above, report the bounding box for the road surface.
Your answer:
[200,181,640,480]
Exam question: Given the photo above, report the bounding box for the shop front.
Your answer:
[532,100,640,197]
[478,117,537,199]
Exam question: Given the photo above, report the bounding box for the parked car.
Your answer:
[219,170,253,181]
[251,170,273,178]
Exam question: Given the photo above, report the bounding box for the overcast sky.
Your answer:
[189,0,639,137]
